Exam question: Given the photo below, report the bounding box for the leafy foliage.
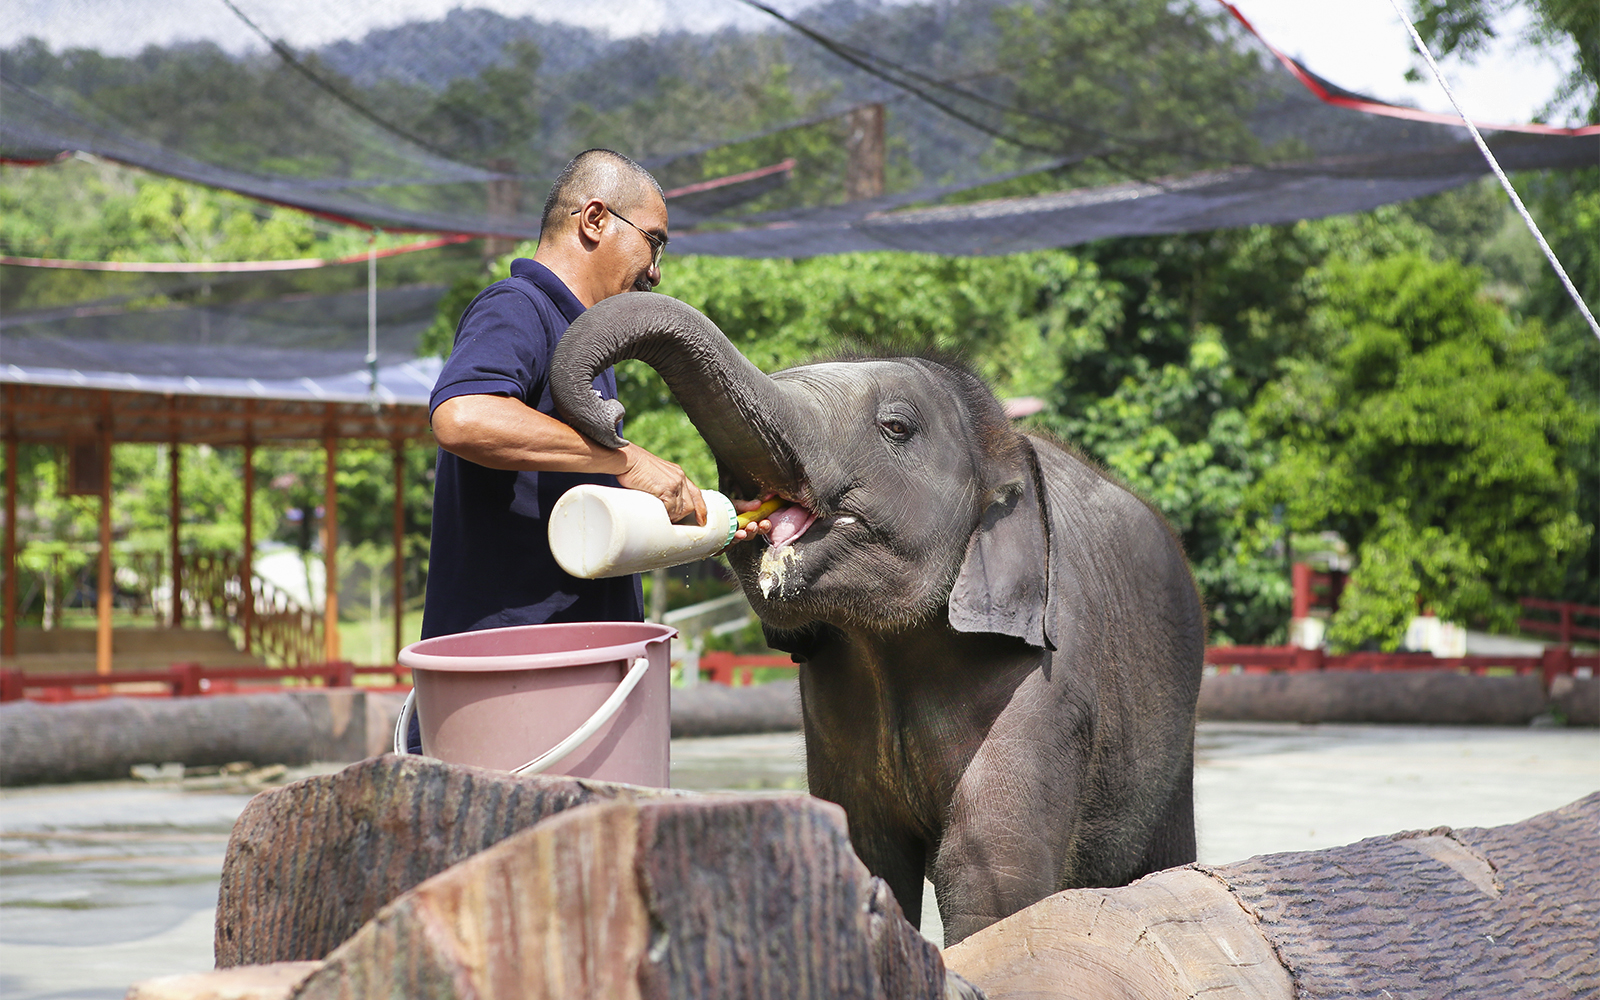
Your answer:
[5,0,1593,650]
[1246,253,1591,649]
[993,0,1272,180]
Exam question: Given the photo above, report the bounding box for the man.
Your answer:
[422,148,707,642]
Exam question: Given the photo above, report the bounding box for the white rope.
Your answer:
[1383,0,1600,342]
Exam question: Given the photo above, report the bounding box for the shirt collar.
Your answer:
[510,258,586,324]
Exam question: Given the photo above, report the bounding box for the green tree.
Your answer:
[408,40,543,160]
[940,0,1291,203]
[1409,0,1598,121]
[1520,167,1599,603]
[1246,253,1591,650]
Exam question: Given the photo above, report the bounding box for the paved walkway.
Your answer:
[2,723,1596,997]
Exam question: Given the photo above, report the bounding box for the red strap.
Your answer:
[1216,0,1600,137]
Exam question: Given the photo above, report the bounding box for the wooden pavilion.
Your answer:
[1,370,436,675]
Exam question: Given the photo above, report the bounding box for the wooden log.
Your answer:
[0,691,382,785]
[670,678,801,737]
[125,962,320,1000]
[1549,675,1599,726]
[215,754,683,967]
[941,868,1292,999]
[945,792,1600,998]
[3,681,799,788]
[1197,670,1551,725]
[289,794,971,1000]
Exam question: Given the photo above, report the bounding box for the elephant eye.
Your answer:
[880,419,912,441]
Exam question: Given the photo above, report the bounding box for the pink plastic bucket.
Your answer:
[396,621,675,787]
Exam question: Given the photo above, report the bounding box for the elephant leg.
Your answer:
[805,759,927,926]
[1134,750,1197,875]
[929,783,1064,945]
[848,822,927,930]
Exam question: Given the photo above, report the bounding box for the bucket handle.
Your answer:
[392,656,652,777]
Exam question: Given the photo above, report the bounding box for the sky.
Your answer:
[4,0,1583,127]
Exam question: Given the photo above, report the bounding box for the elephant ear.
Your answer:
[948,439,1057,651]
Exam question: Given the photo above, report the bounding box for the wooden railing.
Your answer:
[1518,598,1600,646]
[698,651,795,686]
[116,548,323,666]
[0,662,409,703]
[702,646,1596,692]
[247,570,323,667]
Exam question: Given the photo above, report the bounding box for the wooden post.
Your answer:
[484,157,520,261]
[1291,562,1313,619]
[391,439,405,662]
[323,433,340,663]
[96,405,114,676]
[844,103,885,202]
[169,436,183,628]
[242,437,255,655]
[3,434,16,659]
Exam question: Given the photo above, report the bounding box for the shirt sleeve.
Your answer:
[428,284,547,416]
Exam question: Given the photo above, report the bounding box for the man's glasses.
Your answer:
[573,204,668,269]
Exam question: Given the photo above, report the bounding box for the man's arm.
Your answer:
[432,393,707,526]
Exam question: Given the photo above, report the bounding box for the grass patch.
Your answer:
[1,898,108,910]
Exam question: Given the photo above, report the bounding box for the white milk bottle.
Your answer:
[548,484,739,579]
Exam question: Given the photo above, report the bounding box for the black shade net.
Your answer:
[2,0,1595,397]
[4,0,1593,255]
[2,283,447,380]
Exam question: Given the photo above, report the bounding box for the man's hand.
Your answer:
[617,443,706,526]
[731,496,776,543]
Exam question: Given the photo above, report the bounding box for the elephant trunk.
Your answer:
[551,292,807,498]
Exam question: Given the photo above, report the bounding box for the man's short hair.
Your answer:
[539,149,664,239]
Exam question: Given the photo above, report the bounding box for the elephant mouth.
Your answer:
[764,502,818,549]
[746,494,859,602]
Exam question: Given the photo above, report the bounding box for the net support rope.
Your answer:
[1384,0,1600,342]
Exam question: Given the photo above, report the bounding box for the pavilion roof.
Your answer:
[1,360,439,445]
[2,282,443,445]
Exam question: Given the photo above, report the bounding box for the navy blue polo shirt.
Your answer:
[421,258,643,639]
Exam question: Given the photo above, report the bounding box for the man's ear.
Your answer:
[948,440,1057,650]
[575,198,608,244]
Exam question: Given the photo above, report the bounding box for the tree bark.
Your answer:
[945,792,1600,999]
[213,756,973,999]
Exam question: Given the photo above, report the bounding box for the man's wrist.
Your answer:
[600,442,635,476]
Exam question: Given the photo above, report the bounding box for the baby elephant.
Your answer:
[554,293,1205,944]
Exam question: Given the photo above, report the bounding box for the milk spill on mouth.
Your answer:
[756,503,827,598]
[758,544,802,598]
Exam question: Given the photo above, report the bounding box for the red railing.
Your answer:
[698,651,795,686]
[0,662,410,703]
[1518,598,1600,646]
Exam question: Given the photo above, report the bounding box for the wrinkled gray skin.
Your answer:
[553,293,1204,944]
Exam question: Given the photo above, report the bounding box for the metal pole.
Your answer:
[323,432,340,663]
[242,436,255,655]
[392,438,405,662]
[96,404,113,676]
[367,231,379,399]
[169,435,182,628]
[2,434,16,659]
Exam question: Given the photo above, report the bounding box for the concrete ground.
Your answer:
[3,722,1596,998]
